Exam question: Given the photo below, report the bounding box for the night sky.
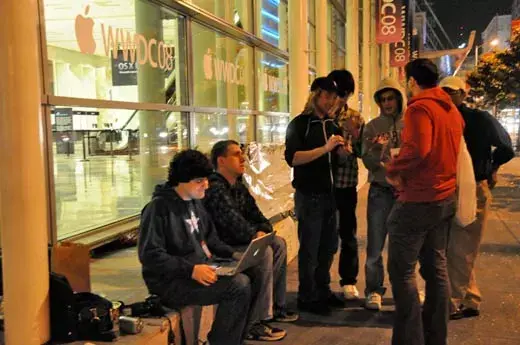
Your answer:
[430,0,514,45]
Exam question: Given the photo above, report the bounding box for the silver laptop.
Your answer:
[213,232,275,276]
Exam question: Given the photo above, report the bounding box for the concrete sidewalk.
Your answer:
[90,158,520,345]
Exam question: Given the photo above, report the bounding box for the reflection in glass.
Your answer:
[256,116,289,144]
[191,23,254,110]
[189,0,253,32]
[256,51,289,113]
[51,106,188,239]
[43,0,187,105]
[193,113,254,153]
[256,0,288,51]
[329,6,346,70]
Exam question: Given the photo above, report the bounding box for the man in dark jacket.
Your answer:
[204,140,298,333]
[284,76,346,315]
[138,150,278,345]
[440,76,514,319]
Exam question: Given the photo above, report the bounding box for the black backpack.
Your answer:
[49,273,77,342]
[49,273,116,342]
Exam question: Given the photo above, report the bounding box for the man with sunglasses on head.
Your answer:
[439,76,514,320]
[361,78,406,311]
[284,76,347,315]
[327,69,364,301]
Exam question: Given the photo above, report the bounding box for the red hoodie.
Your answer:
[386,87,464,203]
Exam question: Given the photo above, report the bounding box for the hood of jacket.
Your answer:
[152,182,187,208]
[374,78,407,117]
[408,87,454,112]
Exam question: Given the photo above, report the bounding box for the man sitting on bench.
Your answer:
[204,140,299,340]
[139,149,276,345]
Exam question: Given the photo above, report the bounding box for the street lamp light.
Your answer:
[475,39,500,66]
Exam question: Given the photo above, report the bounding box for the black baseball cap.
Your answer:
[310,77,338,94]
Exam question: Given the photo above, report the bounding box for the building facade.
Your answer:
[482,14,512,52]
[29,0,376,246]
[513,0,520,20]
[1,0,389,342]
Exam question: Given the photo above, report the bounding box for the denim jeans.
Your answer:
[161,274,253,345]
[387,197,455,345]
[335,187,359,286]
[234,235,288,321]
[294,190,338,303]
[365,183,396,296]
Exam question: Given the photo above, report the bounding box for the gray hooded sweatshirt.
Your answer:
[362,78,406,186]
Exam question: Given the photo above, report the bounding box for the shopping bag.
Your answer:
[51,242,91,292]
[455,137,477,227]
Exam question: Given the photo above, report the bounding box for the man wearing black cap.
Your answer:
[284,77,346,315]
[138,150,274,345]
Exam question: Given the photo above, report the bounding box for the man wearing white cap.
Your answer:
[439,76,514,319]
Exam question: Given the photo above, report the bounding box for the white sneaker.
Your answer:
[343,285,360,300]
[365,292,382,311]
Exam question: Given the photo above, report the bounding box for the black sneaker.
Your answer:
[246,322,286,341]
[462,307,480,318]
[297,300,331,315]
[326,293,346,308]
[450,305,480,320]
[449,308,464,320]
[272,309,299,322]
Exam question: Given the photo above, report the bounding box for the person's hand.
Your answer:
[343,141,353,155]
[386,175,403,189]
[373,134,389,147]
[255,231,268,239]
[191,265,217,286]
[232,252,243,261]
[324,135,344,152]
[488,170,498,189]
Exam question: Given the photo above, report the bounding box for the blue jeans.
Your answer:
[294,190,338,303]
[365,183,396,296]
[161,274,252,345]
[234,235,288,321]
[388,197,455,345]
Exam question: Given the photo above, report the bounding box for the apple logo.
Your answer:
[75,5,96,54]
[203,48,213,80]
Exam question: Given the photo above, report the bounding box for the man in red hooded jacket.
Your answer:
[385,59,464,345]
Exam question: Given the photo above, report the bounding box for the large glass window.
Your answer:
[308,0,317,67]
[51,106,188,239]
[43,1,188,108]
[328,4,346,70]
[256,115,289,144]
[191,23,254,110]
[256,0,288,50]
[192,113,254,152]
[188,0,253,32]
[257,52,289,113]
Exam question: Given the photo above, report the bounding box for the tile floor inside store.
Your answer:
[53,144,170,239]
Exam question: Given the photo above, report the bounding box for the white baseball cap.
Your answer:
[439,76,469,92]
